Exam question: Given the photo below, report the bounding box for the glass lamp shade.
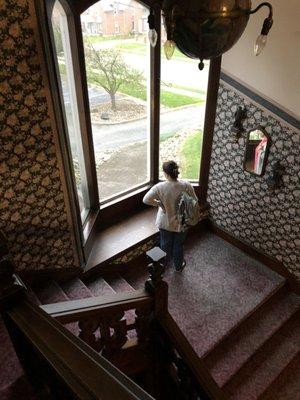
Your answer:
[148,29,158,47]
[164,40,176,59]
[162,0,252,60]
[254,34,267,56]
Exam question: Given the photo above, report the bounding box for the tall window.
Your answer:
[45,0,217,242]
[159,23,209,181]
[51,1,91,223]
[80,0,151,203]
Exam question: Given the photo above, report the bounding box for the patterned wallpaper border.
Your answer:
[221,72,300,130]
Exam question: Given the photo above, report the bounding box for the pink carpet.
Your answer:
[123,231,285,357]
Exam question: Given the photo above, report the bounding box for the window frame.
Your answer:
[39,0,221,263]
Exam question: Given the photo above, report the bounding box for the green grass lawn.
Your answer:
[116,42,193,61]
[84,34,132,44]
[163,82,207,96]
[58,61,203,108]
[180,130,203,180]
[119,82,202,108]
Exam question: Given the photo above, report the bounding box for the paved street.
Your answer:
[62,80,122,108]
[91,104,206,151]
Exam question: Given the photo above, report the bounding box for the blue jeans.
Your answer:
[159,229,187,270]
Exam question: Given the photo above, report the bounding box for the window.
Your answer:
[44,0,220,247]
[50,1,91,223]
[81,0,150,203]
[159,22,209,182]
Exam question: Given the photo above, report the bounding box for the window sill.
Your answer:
[84,207,158,273]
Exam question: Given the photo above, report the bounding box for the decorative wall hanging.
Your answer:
[232,106,247,141]
[156,1,273,69]
[266,161,285,191]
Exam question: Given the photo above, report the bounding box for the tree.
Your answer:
[84,45,143,111]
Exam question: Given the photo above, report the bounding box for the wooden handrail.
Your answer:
[159,312,227,400]
[6,299,155,400]
[41,289,152,323]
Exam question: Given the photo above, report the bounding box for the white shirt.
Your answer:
[143,180,198,232]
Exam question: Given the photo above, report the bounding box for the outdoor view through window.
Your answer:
[80,1,209,202]
[52,0,209,209]
[159,23,209,181]
[81,0,150,202]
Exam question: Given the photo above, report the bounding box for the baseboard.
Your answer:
[208,221,300,295]
[19,267,81,286]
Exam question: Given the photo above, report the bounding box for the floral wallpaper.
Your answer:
[0,0,77,271]
[207,81,300,280]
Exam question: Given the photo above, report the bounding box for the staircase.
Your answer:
[1,231,300,400]
[30,256,300,399]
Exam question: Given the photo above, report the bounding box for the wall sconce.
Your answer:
[266,161,285,191]
[161,1,274,69]
[232,106,247,141]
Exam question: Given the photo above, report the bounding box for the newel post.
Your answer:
[0,231,25,310]
[145,247,168,318]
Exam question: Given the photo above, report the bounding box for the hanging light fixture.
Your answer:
[148,9,158,47]
[161,0,274,70]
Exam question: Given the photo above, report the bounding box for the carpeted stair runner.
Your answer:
[27,265,300,400]
[84,276,116,297]
[204,285,300,387]
[60,278,94,300]
[2,232,299,399]
[223,312,300,400]
[259,352,300,400]
[105,274,135,293]
[33,279,69,304]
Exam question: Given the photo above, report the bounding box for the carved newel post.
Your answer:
[0,231,25,310]
[145,247,168,318]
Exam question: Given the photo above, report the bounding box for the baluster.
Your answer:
[135,304,151,344]
[78,318,99,350]
[102,311,127,357]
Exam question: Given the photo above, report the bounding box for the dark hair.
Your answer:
[162,160,179,180]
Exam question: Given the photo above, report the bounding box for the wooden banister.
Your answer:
[41,289,152,323]
[144,247,225,400]
[5,299,155,400]
[159,312,227,400]
[1,231,154,399]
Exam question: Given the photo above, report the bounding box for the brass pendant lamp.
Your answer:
[156,0,273,69]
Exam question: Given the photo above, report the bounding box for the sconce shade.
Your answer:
[162,0,252,62]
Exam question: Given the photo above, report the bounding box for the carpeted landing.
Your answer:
[1,231,299,399]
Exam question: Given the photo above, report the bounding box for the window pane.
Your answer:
[51,1,91,223]
[81,0,150,202]
[159,22,209,181]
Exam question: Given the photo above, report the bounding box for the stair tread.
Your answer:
[34,280,69,304]
[259,352,300,400]
[224,311,300,400]
[120,266,149,290]
[60,278,94,300]
[105,274,135,293]
[205,287,300,387]
[85,276,116,297]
